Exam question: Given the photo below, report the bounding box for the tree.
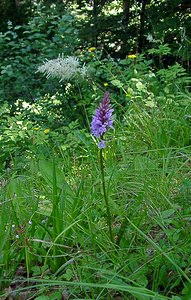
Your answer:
[0,0,32,30]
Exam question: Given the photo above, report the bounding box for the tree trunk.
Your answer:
[122,0,131,32]
[93,0,98,46]
[138,0,147,53]
[14,0,20,8]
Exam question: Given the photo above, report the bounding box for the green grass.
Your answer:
[0,58,191,299]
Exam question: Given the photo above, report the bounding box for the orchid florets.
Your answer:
[91,91,114,148]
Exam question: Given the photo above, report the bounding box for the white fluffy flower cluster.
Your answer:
[37,55,87,82]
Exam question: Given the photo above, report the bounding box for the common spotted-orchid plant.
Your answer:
[91,91,114,242]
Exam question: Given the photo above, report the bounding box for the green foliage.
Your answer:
[0,11,79,103]
[0,0,190,116]
[0,71,191,298]
[0,2,191,299]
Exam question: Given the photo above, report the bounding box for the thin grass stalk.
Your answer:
[2,278,169,300]
[52,156,60,238]
[52,155,62,270]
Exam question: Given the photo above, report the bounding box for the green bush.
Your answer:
[0,12,79,104]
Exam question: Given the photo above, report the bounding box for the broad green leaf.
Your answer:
[110,79,123,88]
[39,159,64,189]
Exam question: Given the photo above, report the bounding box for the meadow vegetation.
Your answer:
[0,1,191,299]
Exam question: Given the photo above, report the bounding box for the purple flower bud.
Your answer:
[98,140,106,149]
[91,92,114,148]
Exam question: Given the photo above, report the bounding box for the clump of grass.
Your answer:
[1,54,191,299]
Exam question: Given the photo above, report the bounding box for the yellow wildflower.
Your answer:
[88,47,96,52]
[127,54,136,59]
[103,83,108,87]
[34,127,40,131]
[44,129,50,134]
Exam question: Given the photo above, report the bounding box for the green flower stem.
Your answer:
[99,149,114,243]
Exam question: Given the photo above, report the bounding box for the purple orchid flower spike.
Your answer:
[91,91,114,148]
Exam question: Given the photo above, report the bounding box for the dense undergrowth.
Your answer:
[1,5,191,299]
